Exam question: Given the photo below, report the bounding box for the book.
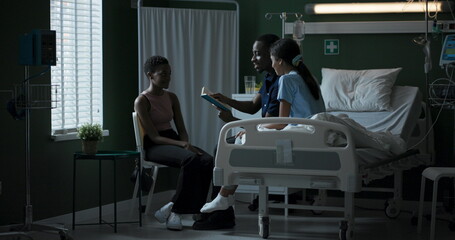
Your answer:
[201,87,231,112]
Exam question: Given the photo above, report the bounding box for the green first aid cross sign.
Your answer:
[324,39,339,55]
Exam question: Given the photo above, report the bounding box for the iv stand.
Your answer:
[423,0,431,101]
[265,12,303,38]
[422,0,455,231]
[0,66,70,240]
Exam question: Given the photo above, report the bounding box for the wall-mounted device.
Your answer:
[440,34,455,68]
[19,29,56,66]
[430,34,455,107]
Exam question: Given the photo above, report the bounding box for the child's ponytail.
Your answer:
[292,55,320,100]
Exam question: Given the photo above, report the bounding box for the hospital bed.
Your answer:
[213,86,427,239]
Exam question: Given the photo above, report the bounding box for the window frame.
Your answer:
[50,0,105,141]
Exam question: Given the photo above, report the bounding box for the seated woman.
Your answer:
[134,55,213,231]
[201,38,326,213]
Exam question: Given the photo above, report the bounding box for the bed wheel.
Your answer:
[59,230,73,240]
[310,196,326,215]
[339,220,353,240]
[384,200,400,219]
[258,216,270,239]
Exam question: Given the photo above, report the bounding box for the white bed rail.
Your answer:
[214,117,361,193]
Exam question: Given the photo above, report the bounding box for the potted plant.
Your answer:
[77,123,103,154]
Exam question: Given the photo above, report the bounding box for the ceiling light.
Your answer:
[305,2,453,14]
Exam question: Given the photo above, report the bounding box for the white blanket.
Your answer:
[310,113,407,155]
[239,112,407,156]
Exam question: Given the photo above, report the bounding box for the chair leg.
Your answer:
[129,175,140,217]
[417,176,426,234]
[144,166,159,216]
[430,179,439,240]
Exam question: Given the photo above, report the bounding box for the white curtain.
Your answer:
[139,7,237,152]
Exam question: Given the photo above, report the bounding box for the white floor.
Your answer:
[2,192,455,240]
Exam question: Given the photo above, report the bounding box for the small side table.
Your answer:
[72,150,141,233]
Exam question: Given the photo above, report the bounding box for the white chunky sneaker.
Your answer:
[166,212,183,231]
[154,202,174,223]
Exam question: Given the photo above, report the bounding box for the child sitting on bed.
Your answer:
[200,38,326,213]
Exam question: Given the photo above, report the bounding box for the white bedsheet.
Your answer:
[329,86,421,142]
[329,86,422,182]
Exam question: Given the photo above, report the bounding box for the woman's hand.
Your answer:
[182,142,202,155]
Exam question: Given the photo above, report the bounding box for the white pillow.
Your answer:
[320,68,402,111]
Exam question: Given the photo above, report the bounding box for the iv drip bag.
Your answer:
[293,20,305,41]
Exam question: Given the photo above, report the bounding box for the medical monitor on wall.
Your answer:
[440,34,455,67]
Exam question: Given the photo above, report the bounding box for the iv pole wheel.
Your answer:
[384,199,400,219]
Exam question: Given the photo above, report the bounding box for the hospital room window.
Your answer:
[50,0,103,140]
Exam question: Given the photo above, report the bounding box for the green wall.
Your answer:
[0,0,453,225]
[0,0,139,225]
[234,0,454,200]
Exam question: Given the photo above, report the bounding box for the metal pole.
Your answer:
[137,0,143,94]
[24,66,32,229]
[424,0,430,102]
[425,0,428,41]
[281,12,286,38]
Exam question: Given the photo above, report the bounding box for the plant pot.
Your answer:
[82,140,98,155]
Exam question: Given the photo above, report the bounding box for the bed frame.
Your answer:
[213,86,429,239]
[214,117,359,239]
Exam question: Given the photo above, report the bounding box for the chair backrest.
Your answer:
[132,112,146,153]
[132,112,167,169]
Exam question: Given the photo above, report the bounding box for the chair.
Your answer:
[131,112,168,216]
[418,167,455,240]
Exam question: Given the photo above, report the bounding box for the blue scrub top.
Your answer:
[258,72,280,117]
[277,71,326,118]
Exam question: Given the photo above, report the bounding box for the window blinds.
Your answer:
[50,0,103,135]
